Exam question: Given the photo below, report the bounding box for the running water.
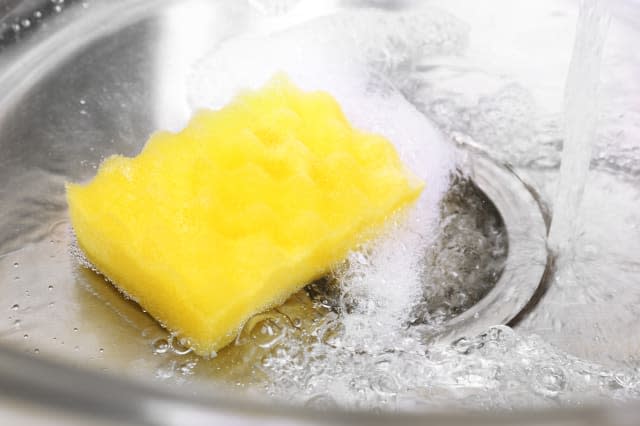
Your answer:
[547,0,610,254]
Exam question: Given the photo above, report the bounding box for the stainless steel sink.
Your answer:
[1,0,640,424]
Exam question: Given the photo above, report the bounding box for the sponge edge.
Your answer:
[66,75,424,356]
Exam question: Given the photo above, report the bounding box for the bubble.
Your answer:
[482,326,515,345]
[152,338,170,354]
[533,366,567,398]
[305,394,338,410]
[20,19,31,29]
[452,337,474,355]
[172,337,193,356]
[33,11,43,19]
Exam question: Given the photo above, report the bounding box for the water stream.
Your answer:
[548,0,610,255]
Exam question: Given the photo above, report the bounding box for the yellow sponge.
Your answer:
[66,75,424,356]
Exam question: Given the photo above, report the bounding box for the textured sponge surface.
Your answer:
[66,76,424,356]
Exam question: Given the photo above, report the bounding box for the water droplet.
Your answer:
[20,19,31,29]
[48,302,55,308]
[33,348,39,354]
[152,338,169,354]
[13,319,21,328]
[23,334,28,339]
[74,345,79,352]
[48,285,54,291]
[11,23,20,33]
[10,304,19,311]
[12,262,19,268]
[79,99,86,105]
[99,348,104,353]
[54,5,63,13]
[33,10,43,19]
[73,327,78,332]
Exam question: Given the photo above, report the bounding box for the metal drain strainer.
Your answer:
[432,151,549,342]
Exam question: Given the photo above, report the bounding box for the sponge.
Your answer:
[66,75,423,356]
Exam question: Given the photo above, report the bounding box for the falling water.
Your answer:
[547,0,611,254]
